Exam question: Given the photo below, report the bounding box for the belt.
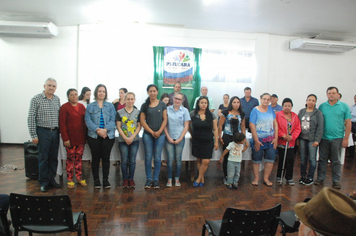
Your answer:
[38,126,58,131]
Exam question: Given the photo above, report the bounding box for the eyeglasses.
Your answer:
[174,97,182,101]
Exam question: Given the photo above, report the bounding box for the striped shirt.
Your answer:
[99,108,105,128]
[28,92,61,139]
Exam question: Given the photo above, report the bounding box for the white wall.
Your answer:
[1,23,355,143]
[0,26,78,143]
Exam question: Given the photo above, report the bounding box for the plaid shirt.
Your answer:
[28,92,61,139]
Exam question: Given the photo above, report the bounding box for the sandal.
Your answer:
[78,180,87,187]
[67,181,75,189]
[264,181,273,187]
[251,181,259,186]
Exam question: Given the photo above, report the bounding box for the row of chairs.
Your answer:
[3,193,301,236]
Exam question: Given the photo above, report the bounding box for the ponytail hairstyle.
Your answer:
[194,96,213,127]
[142,84,158,115]
[305,94,318,108]
[78,86,91,103]
[119,88,128,101]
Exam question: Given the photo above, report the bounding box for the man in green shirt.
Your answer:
[315,87,351,189]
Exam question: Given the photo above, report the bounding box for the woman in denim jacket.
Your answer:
[298,94,324,185]
[85,84,116,189]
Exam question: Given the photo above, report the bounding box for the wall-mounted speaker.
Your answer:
[24,141,38,180]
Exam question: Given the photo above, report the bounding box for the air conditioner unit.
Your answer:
[289,38,356,53]
[0,21,58,38]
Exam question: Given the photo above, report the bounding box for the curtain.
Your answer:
[153,46,202,111]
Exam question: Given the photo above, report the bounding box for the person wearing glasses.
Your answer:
[249,93,278,187]
[164,92,190,187]
[168,82,190,110]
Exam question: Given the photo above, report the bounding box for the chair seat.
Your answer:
[206,220,221,236]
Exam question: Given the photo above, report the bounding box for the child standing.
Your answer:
[220,132,249,189]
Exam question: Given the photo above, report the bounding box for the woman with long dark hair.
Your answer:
[85,84,116,189]
[218,96,246,184]
[78,87,91,108]
[140,84,167,189]
[190,96,219,187]
[298,94,324,185]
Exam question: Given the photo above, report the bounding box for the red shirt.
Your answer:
[276,111,301,147]
[59,102,87,146]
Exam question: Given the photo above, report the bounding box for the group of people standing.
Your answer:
[28,78,351,192]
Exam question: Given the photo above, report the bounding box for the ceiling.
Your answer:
[1,0,356,41]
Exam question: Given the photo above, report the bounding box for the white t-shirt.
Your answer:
[226,141,244,162]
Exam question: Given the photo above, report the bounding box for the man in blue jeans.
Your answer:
[315,86,351,189]
[28,78,61,192]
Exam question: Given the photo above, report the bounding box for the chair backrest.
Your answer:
[219,204,282,236]
[10,193,75,231]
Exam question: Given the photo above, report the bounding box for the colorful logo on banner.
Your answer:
[164,47,194,87]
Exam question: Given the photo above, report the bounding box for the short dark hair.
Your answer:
[326,86,339,93]
[66,88,77,101]
[233,132,246,143]
[244,87,251,91]
[282,98,293,107]
[94,84,108,101]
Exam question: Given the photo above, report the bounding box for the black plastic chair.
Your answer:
[10,193,88,236]
[202,204,281,236]
[279,210,300,236]
[279,198,310,236]
[0,207,11,236]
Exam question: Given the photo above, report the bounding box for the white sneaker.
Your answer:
[166,179,172,187]
[175,179,181,187]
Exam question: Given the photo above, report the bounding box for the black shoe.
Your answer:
[94,179,101,189]
[304,179,314,186]
[314,179,324,185]
[299,177,306,184]
[49,180,62,188]
[332,182,341,189]
[40,185,48,192]
[103,179,111,188]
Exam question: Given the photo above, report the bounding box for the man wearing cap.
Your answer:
[295,187,356,236]
[315,86,351,189]
[241,87,259,132]
[269,94,282,114]
[28,78,62,192]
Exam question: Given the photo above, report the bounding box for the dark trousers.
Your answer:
[222,134,234,177]
[36,127,59,186]
[277,147,295,180]
[87,136,115,181]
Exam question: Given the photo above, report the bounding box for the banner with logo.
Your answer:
[153,46,201,111]
[163,47,194,87]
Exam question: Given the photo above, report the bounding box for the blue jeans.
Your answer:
[36,127,59,186]
[143,132,166,181]
[119,140,139,180]
[227,161,241,184]
[299,139,317,180]
[165,138,185,179]
[317,138,342,182]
